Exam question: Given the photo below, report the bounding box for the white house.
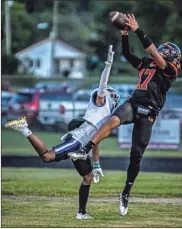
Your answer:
[15,38,87,78]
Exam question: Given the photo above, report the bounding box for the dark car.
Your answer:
[1,91,14,126]
[7,88,40,125]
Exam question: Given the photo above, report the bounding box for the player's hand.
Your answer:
[93,168,104,183]
[105,45,115,65]
[125,14,139,32]
[92,161,104,184]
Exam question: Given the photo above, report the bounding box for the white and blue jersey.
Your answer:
[61,88,114,147]
[54,88,114,159]
[83,89,113,129]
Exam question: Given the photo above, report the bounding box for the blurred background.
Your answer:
[2,1,182,227]
[1,0,182,166]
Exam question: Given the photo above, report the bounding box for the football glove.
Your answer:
[92,161,104,184]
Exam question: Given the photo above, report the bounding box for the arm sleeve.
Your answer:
[134,28,153,49]
[97,63,111,97]
[122,35,142,69]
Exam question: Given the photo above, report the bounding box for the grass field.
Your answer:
[2,199,182,228]
[2,168,182,227]
[2,129,182,157]
[2,168,182,197]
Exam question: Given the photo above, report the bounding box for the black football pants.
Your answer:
[112,101,156,185]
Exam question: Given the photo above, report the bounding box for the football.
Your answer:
[109,11,130,31]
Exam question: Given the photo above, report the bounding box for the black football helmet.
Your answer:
[157,42,181,63]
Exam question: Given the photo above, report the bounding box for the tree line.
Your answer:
[2,0,182,75]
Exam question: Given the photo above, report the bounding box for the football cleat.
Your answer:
[119,193,129,216]
[75,213,93,220]
[5,116,28,132]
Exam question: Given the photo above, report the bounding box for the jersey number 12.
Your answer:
[136,69,156,90]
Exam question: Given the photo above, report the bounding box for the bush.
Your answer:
[2,55,18,74]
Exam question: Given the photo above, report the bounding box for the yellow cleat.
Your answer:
[5,117,28,131]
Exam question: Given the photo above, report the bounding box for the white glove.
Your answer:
[105,45,115,65]
[92,161,104,184]
[93,168,104,183]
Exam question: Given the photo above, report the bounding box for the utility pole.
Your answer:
[50,0,59,77]
[5,1,12,55]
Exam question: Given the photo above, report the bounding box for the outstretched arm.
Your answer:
[96,45,114,106]
[121,30,142,69]
[126,14,166,70]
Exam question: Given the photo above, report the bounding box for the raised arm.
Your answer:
[121,30,142,69]
[126,14,166,70]
[96,45,114,106]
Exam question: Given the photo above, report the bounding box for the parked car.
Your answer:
[38,90,90,131]
[74,89,91,102]
[2,80,14,93]
[1,91,14,126]
[34,81,77,93]
[7,88,40,125]
[91,83,136,99]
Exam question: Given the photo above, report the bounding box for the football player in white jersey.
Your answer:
[5,45,120,220]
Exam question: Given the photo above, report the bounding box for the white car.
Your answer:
[38,90,91,131]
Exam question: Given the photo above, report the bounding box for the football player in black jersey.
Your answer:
[77,14,181,216]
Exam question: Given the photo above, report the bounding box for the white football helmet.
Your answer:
[107,86,120,109]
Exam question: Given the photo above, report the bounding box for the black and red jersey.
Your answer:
[130,57,179,114]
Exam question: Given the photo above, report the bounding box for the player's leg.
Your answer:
[4,117,56,161]
[5,117,81,162]
[72,157,93,219]
[119,115,156,216]
[82,101,134,153]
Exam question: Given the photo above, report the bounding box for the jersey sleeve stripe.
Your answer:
[167,61,178,75]
[136,61,142,70]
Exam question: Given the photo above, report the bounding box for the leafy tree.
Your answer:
[2,0,182,74]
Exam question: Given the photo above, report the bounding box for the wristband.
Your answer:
[93,161,100,169]
[135,28,152,49]
[86,140,95,152]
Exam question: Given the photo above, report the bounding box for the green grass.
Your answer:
[2,168,182,227]
[2,168,182,197]
[2,129,182,157]
[2,199,182,228]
